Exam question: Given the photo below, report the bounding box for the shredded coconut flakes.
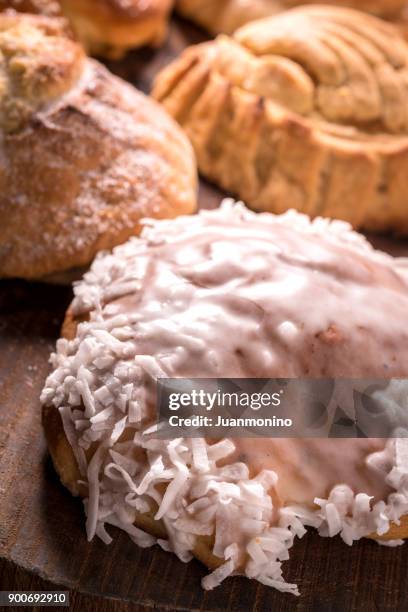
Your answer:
[41,202,408,595]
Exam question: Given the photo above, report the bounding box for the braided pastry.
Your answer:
[154,6,408,233]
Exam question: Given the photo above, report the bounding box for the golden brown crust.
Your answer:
[0,0,174,58]
[175,0,408,35]
[42,403,85,496]
[0,13,197,280]
[0,14,82,132]
[153,6,408,234]
[59,0,173,58]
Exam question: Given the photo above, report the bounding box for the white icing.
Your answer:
[41,201,408,595]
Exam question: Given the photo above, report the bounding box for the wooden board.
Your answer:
[1,16,408,612]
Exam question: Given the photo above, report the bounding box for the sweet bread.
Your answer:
[175,0,408,35]
[58,0,174,59]
[0,0,173,58]
[153,6,408,234]
[42,202,408,595]
[0,13,197,280]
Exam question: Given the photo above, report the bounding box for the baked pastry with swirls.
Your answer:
[154,6,408,233]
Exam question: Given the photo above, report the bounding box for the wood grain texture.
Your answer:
[0,558,153,612]
[1,16,408,612]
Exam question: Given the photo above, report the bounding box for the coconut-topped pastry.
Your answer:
[41,202,408,594]
[153,6,408,234]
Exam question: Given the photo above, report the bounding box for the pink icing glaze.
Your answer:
[70,202,408,511]
[231,438,389,506]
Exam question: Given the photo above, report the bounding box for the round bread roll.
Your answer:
[0,0,173,58]
[0,13,197,281]
[153,6,408,234]
[175,0,408,36]
[42,202,408,595]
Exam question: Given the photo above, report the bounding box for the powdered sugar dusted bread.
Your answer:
[153,6,408,234]
[175,0,408,36]
[42,202,408,594]
[0,0,173,58]
[0,13,197,280]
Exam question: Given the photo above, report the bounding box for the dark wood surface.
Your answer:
[1,16,408,612]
